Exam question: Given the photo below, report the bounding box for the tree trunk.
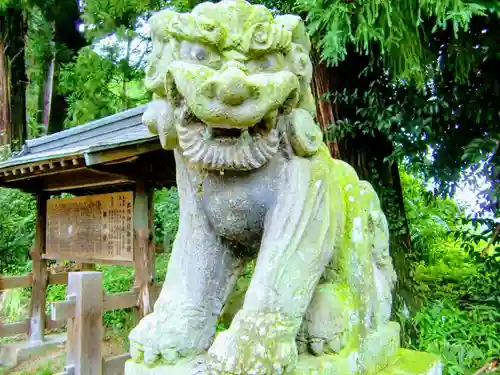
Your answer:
[0,9,28,152]
[40,55,55,128]
[311,53,420,314]
[0,37,10,146]
[337,131,419,314]
[46,0,86,134]
[36,21,55,130]
[311,54,339,158]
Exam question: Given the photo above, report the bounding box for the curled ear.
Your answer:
[277,15,315,118]
[287,108,323,157]
[274,15,311,53]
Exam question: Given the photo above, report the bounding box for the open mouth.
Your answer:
[184,108,279,142]
[176,106,282,171]
[209,116,275,139]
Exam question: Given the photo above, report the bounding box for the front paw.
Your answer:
[129,307,213,366]
[206,311,299,374]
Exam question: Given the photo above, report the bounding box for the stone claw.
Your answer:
[301,282,354,356]
[309,339,324,356]
[130,342,143,362]
[206,317,298,375]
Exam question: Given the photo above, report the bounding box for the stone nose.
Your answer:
[203,67,254,106]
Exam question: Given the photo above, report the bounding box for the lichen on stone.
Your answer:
[125,1,442,374]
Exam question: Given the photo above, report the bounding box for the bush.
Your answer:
[0,188,36,274]
[154,187,179,253]
[403,300,500,375]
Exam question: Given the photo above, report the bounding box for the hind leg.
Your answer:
[300,178,394,357]
[297,279,355,355]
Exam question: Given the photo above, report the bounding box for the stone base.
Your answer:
[291,322,400,375]
[125,356,205,375]
[0,334,67,368]
[124,323,441,375]
[125,348,442,375]
[379,349,442,375]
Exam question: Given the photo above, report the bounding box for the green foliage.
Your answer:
[81,0,166,37]
[399,170,500,374]
[403,300,500,375]
[297,0,490,83]
[96,264,135,330]
[0,189,36,274]
[25,4,54,139]
[1,288,29,323]
[58,47,126,126]
[154,187,180,253]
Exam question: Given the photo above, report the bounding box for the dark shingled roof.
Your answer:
[0,105,151,170]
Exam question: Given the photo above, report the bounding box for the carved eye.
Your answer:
[192,45,207,61]
[261,55,278,70]
[247,54,283,73]
[180,41,221,68]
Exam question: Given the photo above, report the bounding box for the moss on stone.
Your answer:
[379,349,442,375]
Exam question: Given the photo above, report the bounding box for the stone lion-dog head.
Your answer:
[142,0,320,171]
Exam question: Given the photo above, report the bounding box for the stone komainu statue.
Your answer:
[125,1,442,374]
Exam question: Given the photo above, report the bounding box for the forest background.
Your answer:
[0,0,498,374]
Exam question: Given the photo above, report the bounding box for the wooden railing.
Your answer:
[0,272,69,338]
[1,271,160,374]
[51,272,160,375]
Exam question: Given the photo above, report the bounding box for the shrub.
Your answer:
[0,188,36,274]
[154,187,179,253]
[403,300,500,375]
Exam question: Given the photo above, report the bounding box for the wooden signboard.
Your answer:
[45,192,134,264]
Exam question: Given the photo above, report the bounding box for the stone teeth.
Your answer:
[240,129,252,143]
[204,126,213,140]
[263,110,278,134]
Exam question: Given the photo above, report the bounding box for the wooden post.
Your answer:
[133,182,155,322]
[29,192,48,343]
[66,271,103,375]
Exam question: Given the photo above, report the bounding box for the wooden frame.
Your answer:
[0,106,168,372]
[51,272,161,375]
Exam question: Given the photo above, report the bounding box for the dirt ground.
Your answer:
[0,330,128,375]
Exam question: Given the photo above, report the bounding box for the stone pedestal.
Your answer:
[125,349,441,375]
[124,322,442,375]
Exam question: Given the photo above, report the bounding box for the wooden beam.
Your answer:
[0,315,67,338]
[103,290,139,312]
[48,272,68,285]
[50,287,149,323]
[42,254,133,267]
[29,192,48,343]
[0,319,29,338]
[3,166,87,183]
[45,316,68,330]
[66,272,103,375]
[43,174,132,192]
[0,273,32,290]
[103,353,130,375]
[51,295,76,321]
[84,141,161,166]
